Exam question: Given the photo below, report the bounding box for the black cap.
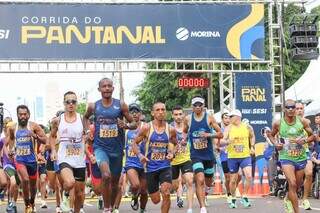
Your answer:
[129,103,141,112]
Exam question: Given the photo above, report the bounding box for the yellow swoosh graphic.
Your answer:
[226,4,264,59]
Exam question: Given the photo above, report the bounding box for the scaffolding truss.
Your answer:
[0,0,308,113]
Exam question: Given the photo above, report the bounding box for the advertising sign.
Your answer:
[0,3,264,60]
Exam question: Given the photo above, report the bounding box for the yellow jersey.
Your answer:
[227,123,251,158]
[171,129,191,166]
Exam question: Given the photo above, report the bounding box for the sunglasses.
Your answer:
[65,99,77,105]
[193,103,203,107]
[130,109,140,114]
[285,105,295,110]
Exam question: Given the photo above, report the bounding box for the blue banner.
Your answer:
[235,72,273,143]
[0,3,264,60]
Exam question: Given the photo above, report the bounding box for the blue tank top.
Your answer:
[125,125,144,169]
[15,127,37,164]
[189,112,214,161]
[145,123,171,173]
[93,99,124,155]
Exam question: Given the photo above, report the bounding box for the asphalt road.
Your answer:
[11,196,320,213]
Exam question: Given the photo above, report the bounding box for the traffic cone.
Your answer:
[248,167,261,197]
[261,168,270,196]
[213,170,223,195]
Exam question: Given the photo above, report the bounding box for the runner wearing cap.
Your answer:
[183,96,223,213]
[171,105,194,213]
[124,103,148,213]
[221,109,255,208]
[269,99,314,213]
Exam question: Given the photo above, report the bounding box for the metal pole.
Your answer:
[207,72,213,110]
[280,1,286,107]
[117,61,124,102]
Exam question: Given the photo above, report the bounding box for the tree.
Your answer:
[76,102,87,116]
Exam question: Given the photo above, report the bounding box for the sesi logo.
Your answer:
[0,29,10,39]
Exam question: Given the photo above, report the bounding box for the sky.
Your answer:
[0,72,144,120]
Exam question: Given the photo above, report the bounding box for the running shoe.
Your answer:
[187,208,193,213]
[25,205,33,213]
[229,199,237,209]
[177,197,184,208]
[112,209,119,213]
[200,207,207,213]
[80,208,85,213]
[60,193,71,212]
[302,199,312,210]
[241,197,251,208]
[98,196,103,210]
[56,206,63,213]
[40,200,47,208]
[131,195,139,211]
[6,202,14,212]
[139,208,146,213]
[284,198,294,213]
[102,209,112,213]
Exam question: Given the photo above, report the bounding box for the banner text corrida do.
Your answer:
[0,3,265,60]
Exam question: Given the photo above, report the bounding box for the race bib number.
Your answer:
[99,124,118,138]
[288,144,302,157]
[128,149,136,157]
[193,139,208,150]
[176,144,187,154]
[234,145,244,153]
[151,152,166,161]
[66,145,81,156]
[16,146,30,156]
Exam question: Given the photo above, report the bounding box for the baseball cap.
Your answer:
[230,109,242,117]
[129,103,141,112]
[191,97,205,105]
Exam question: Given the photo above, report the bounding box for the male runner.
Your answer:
[296,102,313,210]
[183,96,223,213]
[123,103,148,213]
[132,102,176,213]
[171,105,194,213]
[269,99,314,213]
[6,105,47,213]
[216,112,232,203]
[50,91,86,213]
[221,109,255,208]
[37,125,48,209]
[83,77,136,213]
[47,111,63,213]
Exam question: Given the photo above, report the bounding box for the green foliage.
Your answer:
[76,102,87,116]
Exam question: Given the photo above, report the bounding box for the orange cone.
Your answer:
[213,170,223,195]
[261,168,270,196]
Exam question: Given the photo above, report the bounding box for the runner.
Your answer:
[47,111,63,213]
[216,112,232,203]
[296,102,313,210]
[123,103,148,213]
[171,105,194,213]
[37,125,48,209]
[0,119,8,203]
[221,109,255,208]
[269,99,314,213]
[132,102,177,213]
[2,117,19,213]
[50,91,86,213]
[6,105,47,213]
[83,77,136,213]
[183,96,223,213]
[85,123,103,210]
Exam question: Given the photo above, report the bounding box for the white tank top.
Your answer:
[57,113,85,168]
